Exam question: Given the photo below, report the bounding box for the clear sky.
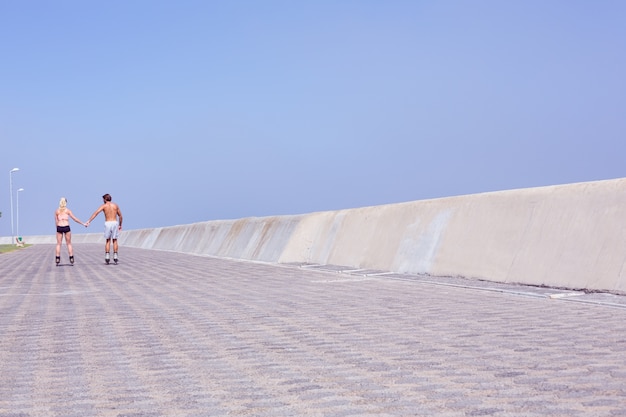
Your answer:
[1,1,625,237]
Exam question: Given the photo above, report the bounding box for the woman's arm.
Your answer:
[68,209,85,226]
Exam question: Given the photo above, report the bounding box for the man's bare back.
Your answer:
[86,200,123,226]
[102,201,121,222]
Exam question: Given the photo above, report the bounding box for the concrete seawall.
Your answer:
[7,178,626,293]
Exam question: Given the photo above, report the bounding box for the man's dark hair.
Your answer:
[103,194,112,202]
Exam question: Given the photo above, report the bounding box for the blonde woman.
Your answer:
[54,197,85,266]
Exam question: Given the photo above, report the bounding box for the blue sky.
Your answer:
[1,1,625,237]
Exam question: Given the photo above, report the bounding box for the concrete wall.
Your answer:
[5,178,626,293]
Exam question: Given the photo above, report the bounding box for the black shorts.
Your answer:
[57,225,71,234]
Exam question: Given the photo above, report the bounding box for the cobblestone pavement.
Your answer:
[1,244,626,417]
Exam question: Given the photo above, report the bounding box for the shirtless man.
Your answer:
[85,193,123,264]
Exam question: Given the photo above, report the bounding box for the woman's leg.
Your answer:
[66,231,73,256]
[56,232,63,256]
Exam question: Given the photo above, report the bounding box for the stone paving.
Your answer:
[1,243,626,417]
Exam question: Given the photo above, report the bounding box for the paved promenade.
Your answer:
[1,244,626,417]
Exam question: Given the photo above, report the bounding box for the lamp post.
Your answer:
[9,167,19,244]
[16,188,24,240]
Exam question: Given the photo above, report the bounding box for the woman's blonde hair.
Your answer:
[59,197,67,211]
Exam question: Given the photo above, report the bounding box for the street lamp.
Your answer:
[9,167,19,244]
[16,188,24,240]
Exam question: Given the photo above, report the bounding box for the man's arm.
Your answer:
[85,205,104,226]
[117,207,123,229]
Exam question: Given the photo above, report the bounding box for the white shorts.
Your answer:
[104,221,119,239]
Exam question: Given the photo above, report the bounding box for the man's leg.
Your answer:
[105,239,111,264]
[113,239,118,264]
